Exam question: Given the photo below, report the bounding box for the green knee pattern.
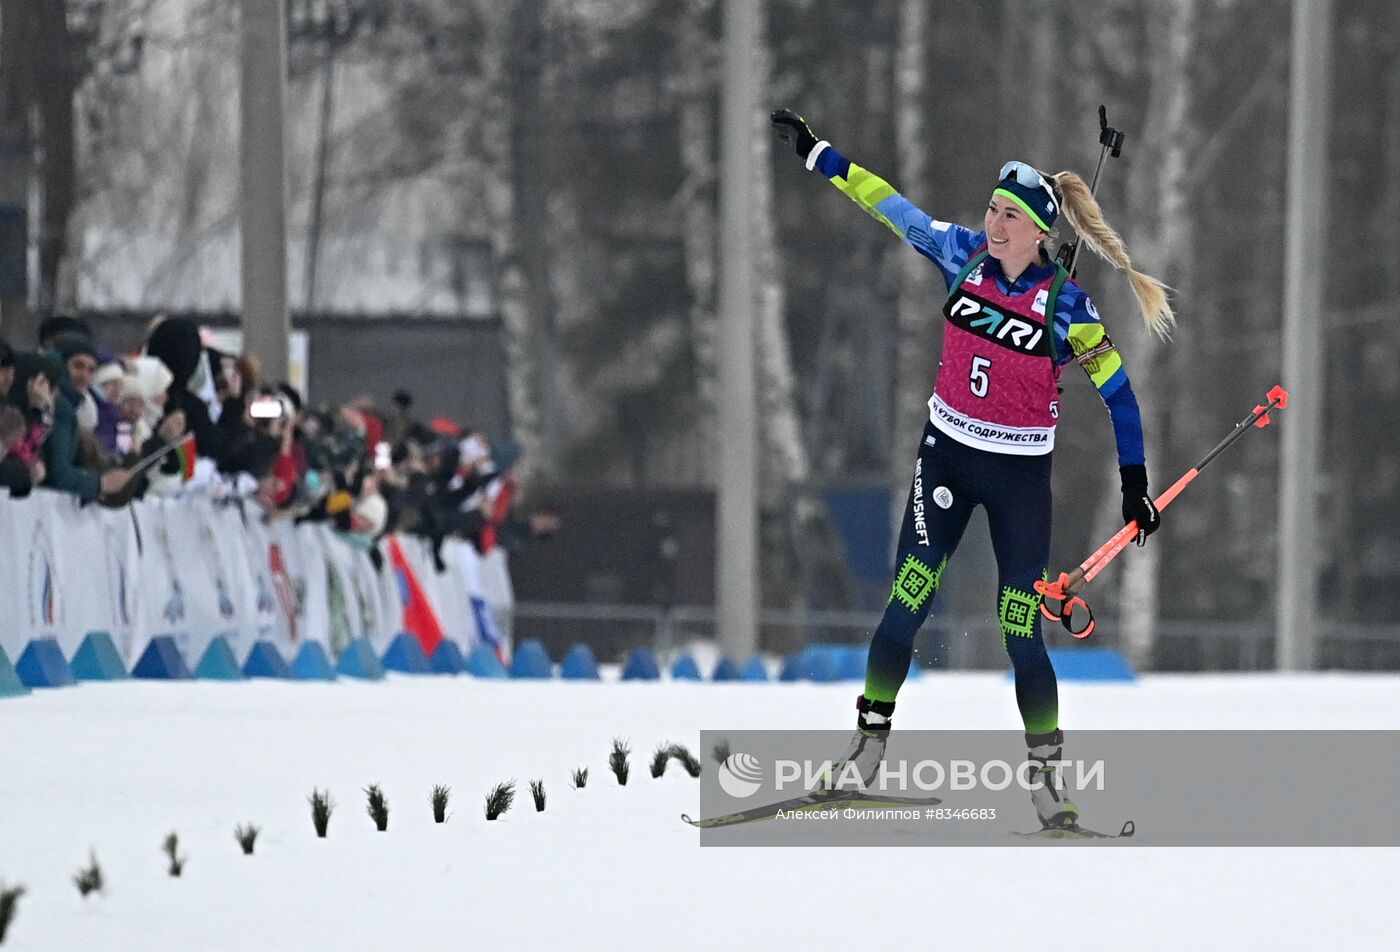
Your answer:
[998,577,1044,649]
[889,553,946,613]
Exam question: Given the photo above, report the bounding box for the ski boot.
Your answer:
[1026,729,1081,830]
[817,695,895,795]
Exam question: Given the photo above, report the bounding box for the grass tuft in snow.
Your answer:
[161,833,187,877]
[570,767,588,789]
[73,852,104,898]
[609,737,631,785]
[309,788,335,838]
[530,779,546,812]
[234,823,260,855]
[650,744,670,778]
[667,743,702,777]
[0,882,24,943]
[429,785,451,823]
[484,781,515,821]
[365,784,390,832]
[711,739,731,764]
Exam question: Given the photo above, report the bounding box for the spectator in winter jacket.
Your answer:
[0,339,15,400]
[113,375,154,457]
[222,388,299,508]
[145,317,227,465]
[41,337,130,503]
[215,354,269,456]
[93,361,124,404]
[0,403,32,497]
[92,360,126,452]
[5,353,60,492]
[271,385,310,494]
[384,389,433,451]
[346,396,385,460]
[50,333,104,437]
[344,472,388,551]
[431,432,495,547]
[129,355,174,430]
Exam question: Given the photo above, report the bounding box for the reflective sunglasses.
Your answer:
[999,161,1057,204]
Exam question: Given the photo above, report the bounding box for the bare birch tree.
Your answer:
[0,0,77,337]
[752,6,849,609]
[480,5,545,478]
[678,0,719,482]
[890,0,933,539]
[1065,1,1143,610]
[1116,0,1196,669]
[0,0,37,344]
[508,0,564,479]
[751,32,810,506]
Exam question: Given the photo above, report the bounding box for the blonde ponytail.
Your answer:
[1050,170,1176,339]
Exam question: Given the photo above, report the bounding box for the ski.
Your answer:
[681,791,944,829]
[1014,819,1136,840]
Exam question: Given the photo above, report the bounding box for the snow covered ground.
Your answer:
[2,671,1396,951]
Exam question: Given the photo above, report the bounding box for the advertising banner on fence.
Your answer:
[0,490,494,670]
[449,539,510,662]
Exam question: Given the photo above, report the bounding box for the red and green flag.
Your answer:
[174,434,197,481]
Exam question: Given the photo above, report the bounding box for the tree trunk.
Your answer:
[34,0,75,312]
[494,0,561,480]
[890,0,934,540]
[0,0,35,344]
[481,6,542,476]
[750,30,810,501]
[1118,0,1197,670]
[1067,0,1139,614]
[678,0,719,483]
[479,0,562,480]
[303,42,336,312]
[751,11,830,610]
[515,0,560,477]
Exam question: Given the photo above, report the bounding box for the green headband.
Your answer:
[993,187,1054,233]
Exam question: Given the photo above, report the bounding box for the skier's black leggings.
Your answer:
[864,421,1058,735]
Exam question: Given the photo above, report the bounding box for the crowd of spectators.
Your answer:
[0,314,557,564]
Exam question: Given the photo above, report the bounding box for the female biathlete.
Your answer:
[771,108,1174,830]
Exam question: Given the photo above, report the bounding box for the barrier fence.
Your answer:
[0,490,514,688]
[5,489,1392,697]
[513,603,1400,673]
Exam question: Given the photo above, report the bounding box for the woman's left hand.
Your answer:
[770,108,818,159]
[1119,464,1160,545]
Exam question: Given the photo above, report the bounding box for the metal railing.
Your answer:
[512,602,1400,671]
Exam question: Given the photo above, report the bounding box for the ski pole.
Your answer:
[1035,384,1290,638]
[1078,388,1288,584]
[1055,105,1125,278]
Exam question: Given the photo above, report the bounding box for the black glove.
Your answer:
[1119,464,1160,546]
[770,108,818,160]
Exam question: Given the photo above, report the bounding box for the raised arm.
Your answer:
[771,108,980,286]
